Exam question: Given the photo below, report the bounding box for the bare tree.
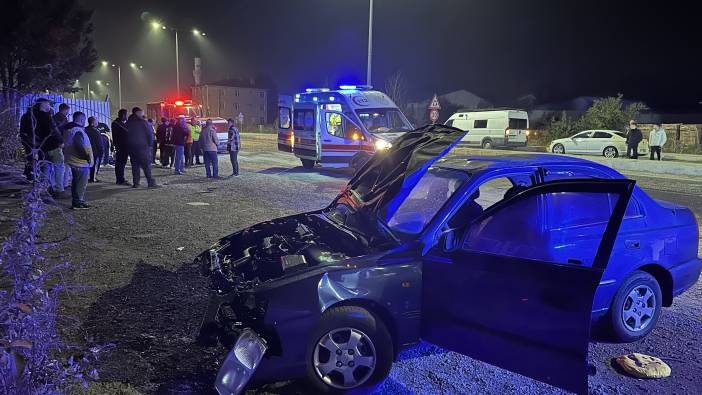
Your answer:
[384,70,408,111]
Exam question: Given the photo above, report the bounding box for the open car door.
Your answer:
[421,179,635,395]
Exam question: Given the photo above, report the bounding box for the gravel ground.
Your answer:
[0,145,700,395]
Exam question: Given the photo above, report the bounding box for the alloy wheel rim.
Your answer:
[604,147,616,158]
[553,144,564,154]
[622,285,656,332]
[313,327,376,389]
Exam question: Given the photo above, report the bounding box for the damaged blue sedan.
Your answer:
[195,125,700,395]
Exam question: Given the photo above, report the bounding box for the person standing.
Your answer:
[19,98,64,194]
[172,117,189,175]
[649,123,667,161]
[189,117,202,165]
[200,119,220,178]
[126,107,158,188]
[184,119,194,167]
[85,116,105,182]
[53,103,70,129]
[148,118,157,164]
[62,112,93,209]
[226,118,240,177]
[626,120,643,159]
[156,117,169,167]
[112,109,131,185]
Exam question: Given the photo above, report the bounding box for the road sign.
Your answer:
[429,109,440,123]
[428,94,441,110]
[428,94,441,123]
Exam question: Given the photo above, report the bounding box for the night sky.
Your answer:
[82,0,700,111]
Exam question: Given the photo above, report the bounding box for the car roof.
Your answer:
[435,153,623,177]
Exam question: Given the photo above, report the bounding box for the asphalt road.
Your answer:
[2,150,699,395]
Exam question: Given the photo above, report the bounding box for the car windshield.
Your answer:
[355,108,412,133]
[384,167,471,237]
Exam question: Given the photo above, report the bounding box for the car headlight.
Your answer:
[374,139,392,150]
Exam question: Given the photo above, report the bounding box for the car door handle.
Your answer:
[625,240,640,249]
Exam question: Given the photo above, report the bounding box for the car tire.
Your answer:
[305,306,393,394]
[481,139,493,149]
[609,270,662,342]
[301,158,315,169]
[552,143,565,154]
[603,146,618,158]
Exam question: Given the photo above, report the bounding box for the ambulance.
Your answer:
[278,86,413,169]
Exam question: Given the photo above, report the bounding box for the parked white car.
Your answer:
[549,130,648,158]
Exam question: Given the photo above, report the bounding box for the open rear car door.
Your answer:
[421,179,635,394]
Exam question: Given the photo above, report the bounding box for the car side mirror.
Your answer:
[440,228,459,252]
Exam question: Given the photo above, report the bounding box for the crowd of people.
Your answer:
[19,98,241,210]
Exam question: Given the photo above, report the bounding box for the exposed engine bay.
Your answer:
[200,213,372,293]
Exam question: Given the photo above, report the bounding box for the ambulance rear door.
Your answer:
[277,95,293,153]
[292,105,319,162]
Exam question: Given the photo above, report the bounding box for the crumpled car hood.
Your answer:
[336,124,466,221]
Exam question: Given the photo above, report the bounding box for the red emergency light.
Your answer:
[174,100,185,106]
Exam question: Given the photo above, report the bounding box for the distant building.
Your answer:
[192,80,268,125]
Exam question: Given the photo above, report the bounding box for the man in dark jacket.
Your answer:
[626,120,644,159]
[112,109,130,185]
[126,107,157,187]
[53,103,70,130]
[171,117,189,175]
[156,117,169,167]
[85,116,105,182]
[18,98,65,195]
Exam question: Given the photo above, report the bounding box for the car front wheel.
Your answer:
[603,146,618,158]
[306,306,393,393]
[551,143,565,154]
[609,271,662,342]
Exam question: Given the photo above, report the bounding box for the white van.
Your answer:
[283,86,413,169]
[445,109,530,149]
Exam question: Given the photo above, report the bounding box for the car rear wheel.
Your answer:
[603,146,618,158]
[301,158,315,169]
[552,143,565,154]
[306,306,393,393]
[481,139,493,149]
[609,271,662,342]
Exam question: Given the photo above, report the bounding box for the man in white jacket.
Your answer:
[649,123,667,161]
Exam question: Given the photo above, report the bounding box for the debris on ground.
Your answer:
[614,353,672,379]
[186,202,210,206]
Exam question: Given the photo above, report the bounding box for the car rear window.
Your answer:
[508,118,527,129]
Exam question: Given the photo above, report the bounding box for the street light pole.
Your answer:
[367,0,374,86]
[117,65,122,110]
[175,29,180,96]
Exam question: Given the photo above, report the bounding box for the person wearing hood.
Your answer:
[626,120,643,159]
[126,107,158,188]
[62,112,93,209]
[85,116,105,182]
[112,109,131,185]
[649,123,667,161]
[18,98,65,195]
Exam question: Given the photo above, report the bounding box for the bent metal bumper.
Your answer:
[215,329,268,395]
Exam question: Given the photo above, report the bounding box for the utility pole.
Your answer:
[175,29,180,96]
[117,65,122,109]
[366,0,374,86]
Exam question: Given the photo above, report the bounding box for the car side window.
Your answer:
[462,191,622,266]
[473,120,488,128]
[573,131,593,139]
[592,131,611,138]
[325,112,345,138]
[448,175,533,229]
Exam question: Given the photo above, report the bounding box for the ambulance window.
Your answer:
[474,120,488,128]
[294,109,315,131]
[279,107,291,129]
[325,112,345,138]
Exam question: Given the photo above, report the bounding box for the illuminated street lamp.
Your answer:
[101,60,143,109]
[150,18,206,96]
